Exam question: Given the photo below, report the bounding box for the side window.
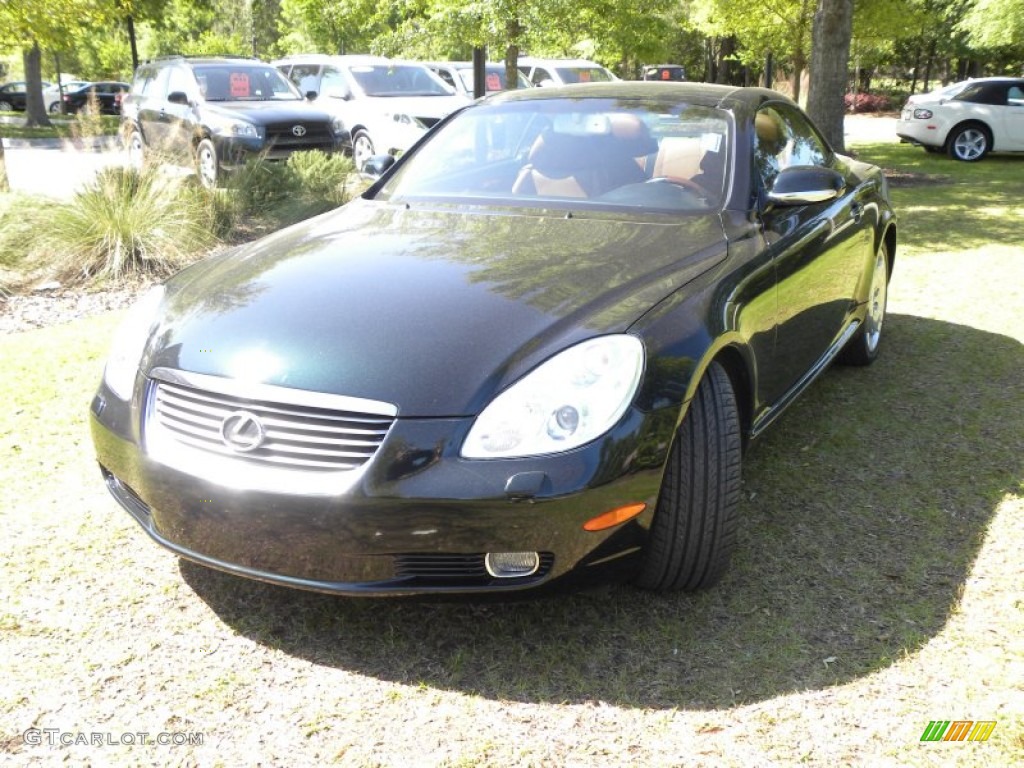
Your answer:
[320,67,350,99]
[434,68,456,89]
[1009,85,1024,106]
[531,68,552,86]
[167,67,196,100]
[148,66,171,99]
[133,66,158,96]
[754,104,829,190]
[288,64,322,95]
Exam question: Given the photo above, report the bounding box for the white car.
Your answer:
[517,58,618,88]
[274,54,471,169]
[426,61,531,98]
[896,76,1024,161]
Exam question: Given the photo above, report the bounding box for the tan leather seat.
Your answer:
[512,131,592,198]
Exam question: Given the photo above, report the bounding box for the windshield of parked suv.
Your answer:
[193,65,301,101]
[456,67,530,93]
[377,97,730,213]
[348,64,451,97]
[553,67,615,84]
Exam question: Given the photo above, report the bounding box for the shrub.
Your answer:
[39,165,218,283]
[845,92,893,113]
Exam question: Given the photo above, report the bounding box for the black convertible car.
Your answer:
[91,82,896,596]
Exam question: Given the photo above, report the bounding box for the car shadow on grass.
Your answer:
[180,312,1024,710]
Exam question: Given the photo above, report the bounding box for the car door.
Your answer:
[1003,83,1024,149]
[134,66,170,149]
[754,103,875,401]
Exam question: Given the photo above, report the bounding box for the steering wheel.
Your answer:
[645,175,710,198]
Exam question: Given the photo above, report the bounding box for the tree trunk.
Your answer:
[23,42,52,129]
[806,0,853,152]
[505,19,523,91]
[127,14,139,72]
[791,49,806,104]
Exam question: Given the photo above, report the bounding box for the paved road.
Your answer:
[2,137,127,200]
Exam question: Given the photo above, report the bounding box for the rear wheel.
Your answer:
[947,124,990,161]
[195,138,220,189]
[0,100,13,112]
[839,239,889,366]
[48,102,62,114]
[635,361,741,592]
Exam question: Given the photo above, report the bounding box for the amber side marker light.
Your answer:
[583,503,647,532]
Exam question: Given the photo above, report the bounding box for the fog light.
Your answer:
[485,552,540,578]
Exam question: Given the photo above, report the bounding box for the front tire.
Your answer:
[839,239,889,366]
[352,130,375,172]
[126,130,145,170]
[195,138,220,189]
[48,102,62,115]
[0,100,13,112]
[947,123,990,162]
[636,361,741,592]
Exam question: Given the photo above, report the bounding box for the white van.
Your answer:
[274,54,471,169]
[517,58,618,88]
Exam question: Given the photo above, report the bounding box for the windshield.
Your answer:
[554,67,615,84]
[348,64,451,97]
[456,67,530,93]
[376,97,730,213]
[194,65,301,101]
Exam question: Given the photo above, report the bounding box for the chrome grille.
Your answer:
[144,369,396,493]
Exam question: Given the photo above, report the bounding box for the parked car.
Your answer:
[274,54,471,170]
[0,80,52,111]
[44,80,91,113]
[59,81,130,115]
[518,57,618,87]
[120,55,346,188]
[92,82,897,598]
[642,65,686,82]
[896,76,1024,160]
[426,61,532,98]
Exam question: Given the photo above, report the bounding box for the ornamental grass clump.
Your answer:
[43,165,218,283]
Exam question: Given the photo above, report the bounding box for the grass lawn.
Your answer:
[1,137,1022,766]
[0,114,119,140]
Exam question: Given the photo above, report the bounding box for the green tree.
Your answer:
[806,0,854,151]
[960,0,1024,48]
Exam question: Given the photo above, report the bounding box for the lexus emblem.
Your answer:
[220,411,266,453]
[292,125,307,137]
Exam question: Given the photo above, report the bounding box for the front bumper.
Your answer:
[90,377,675,596]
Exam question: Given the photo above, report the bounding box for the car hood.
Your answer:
[149,199,726,417]
[204,101,333,124]
[360,94,469,119]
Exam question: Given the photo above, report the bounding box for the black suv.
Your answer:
[121,56,347,187]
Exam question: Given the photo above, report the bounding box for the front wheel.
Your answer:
[48,102,62,115]
[352,130,375,172]
[839,240,889,366]
[635,361,742,592]
[195,138,220,189]
[0,100,13,112]
[126,130,145,170]
[947,124,990,162]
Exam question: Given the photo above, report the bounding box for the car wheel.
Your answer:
[126,130,145,170]
[352,130,375,171]
[839,239,890,366]
[195,138,220,189]
[0,100,13,112]
[48,102,62,114]
[635,361,741,592]
[947,123,990,162]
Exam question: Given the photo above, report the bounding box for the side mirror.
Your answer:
[360,154,396,178]
[767,166,845,206]
[167,91,190,106]
[305,90,318,101]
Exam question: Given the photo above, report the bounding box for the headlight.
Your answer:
[913,108,933,119]
[331,116,347,137]
[209,116,261,138]
[461,335,645,459]
[103,285,165,400]
[390,112,428,130]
